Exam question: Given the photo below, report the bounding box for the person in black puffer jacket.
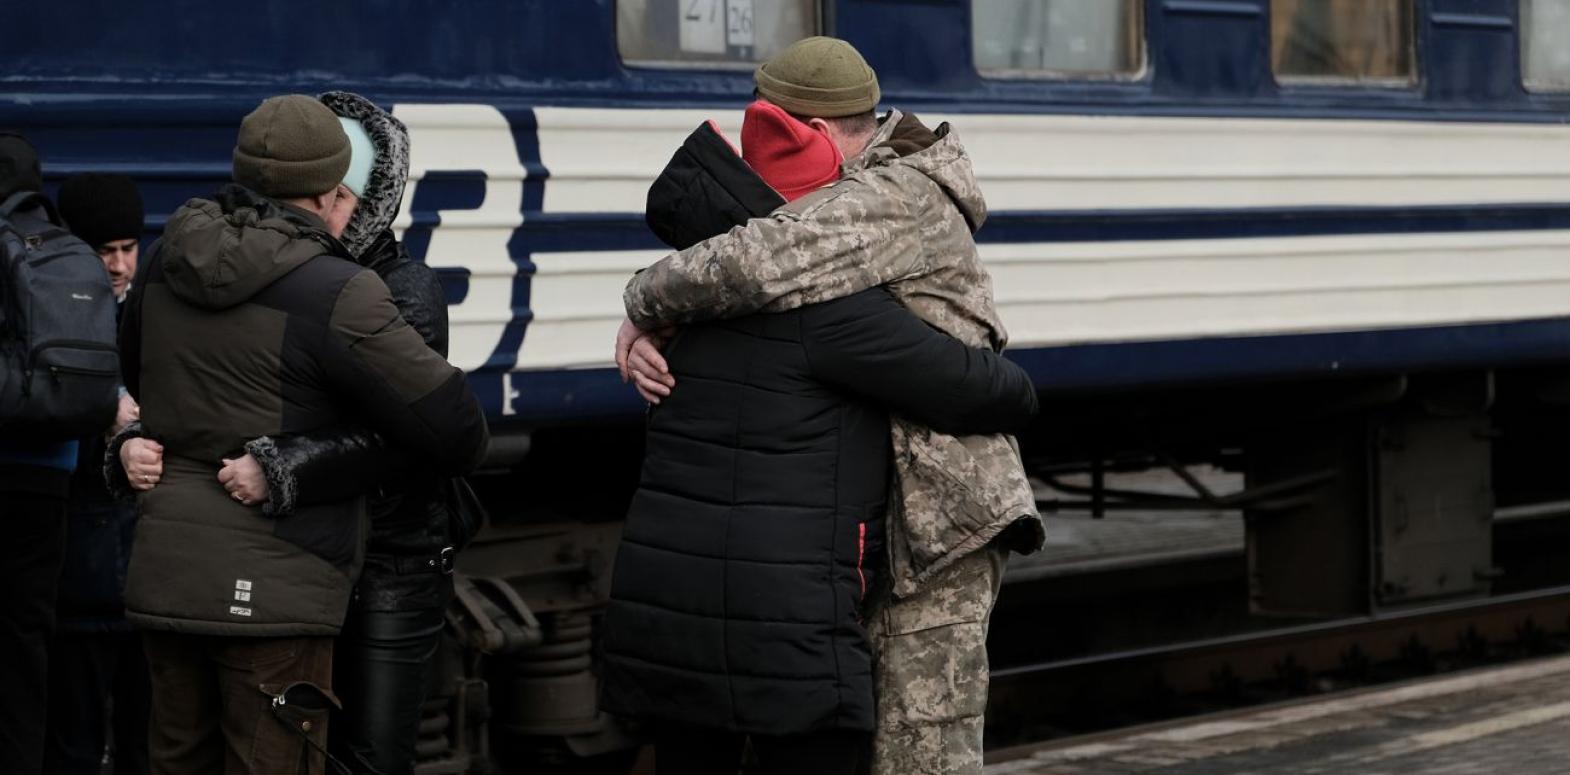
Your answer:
[597,122,1039,773]
[114,92,464,775]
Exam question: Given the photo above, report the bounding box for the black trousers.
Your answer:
[43,630,151,775]
[0,491,67,775]
[329,574,450,775]
[655,724,870,775]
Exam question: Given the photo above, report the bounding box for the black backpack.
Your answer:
[0,191,121,440]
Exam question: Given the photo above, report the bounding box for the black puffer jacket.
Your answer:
[116,185,488,636]
[599,123,1039,735]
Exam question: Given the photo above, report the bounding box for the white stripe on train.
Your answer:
[383,103,1570,376]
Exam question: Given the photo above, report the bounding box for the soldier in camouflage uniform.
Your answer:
[617,37,1044,775]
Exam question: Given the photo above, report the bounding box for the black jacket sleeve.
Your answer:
[318,269,489,476]
[245,428,392,518]
[800,288,1038,435]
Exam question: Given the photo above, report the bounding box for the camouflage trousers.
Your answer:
[866,543,1007,775]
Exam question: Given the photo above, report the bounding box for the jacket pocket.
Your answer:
[254,681,338,774]
[877,545,1003,638]
[894,424,1030,575]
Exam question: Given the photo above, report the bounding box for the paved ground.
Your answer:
[986,654,1570,774]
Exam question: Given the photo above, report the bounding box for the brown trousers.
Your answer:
[142,633,334,775]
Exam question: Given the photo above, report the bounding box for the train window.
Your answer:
[973,0,1145,78]
[617,0,820,68]
[1271,0,1416,85]
[1522,0,1570,91]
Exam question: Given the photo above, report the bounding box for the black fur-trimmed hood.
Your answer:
[318,91,410,259]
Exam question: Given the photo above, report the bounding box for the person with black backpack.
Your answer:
[0,133,122,775]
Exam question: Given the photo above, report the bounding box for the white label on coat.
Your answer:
[229,606,253,617]
[235,579,253,591]
[234,591,252,602]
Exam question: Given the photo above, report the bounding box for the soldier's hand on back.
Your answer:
[616,316,677,404]
[628,334,675,404]
[614,317,645,381]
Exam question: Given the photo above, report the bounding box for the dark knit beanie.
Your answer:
[754,37,881,118]
[233,95,351,199]
[58,173,144,248]
[0,132,44,201]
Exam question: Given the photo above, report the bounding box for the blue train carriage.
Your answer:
[7,0,1570,769]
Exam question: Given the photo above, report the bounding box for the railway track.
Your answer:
[985,585,1570,750]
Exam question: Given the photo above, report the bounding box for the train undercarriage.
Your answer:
[402,361,1570,772]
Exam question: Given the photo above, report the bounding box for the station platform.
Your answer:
[1007,468,1244,583]
[1005,510,1242,582]
[985,653,1570,774]
[1007,467,1562,584]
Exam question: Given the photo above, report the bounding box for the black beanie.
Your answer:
[0,132,43,202]
[58,173,144,248]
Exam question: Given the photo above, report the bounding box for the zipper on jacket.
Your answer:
[857,522,867,601]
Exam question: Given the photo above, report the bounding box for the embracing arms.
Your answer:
[624,176,931,331]
[802,288,1036,436]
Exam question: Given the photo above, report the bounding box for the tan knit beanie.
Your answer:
[754,37,880,118]
[233,95,351,199]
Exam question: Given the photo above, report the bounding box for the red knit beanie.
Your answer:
[741,100,841,202]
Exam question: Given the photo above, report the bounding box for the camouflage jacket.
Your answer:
[625,110,1043,598]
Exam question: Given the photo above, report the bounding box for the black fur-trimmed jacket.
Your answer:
[232,91,461,611]
[243,229,458,611]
